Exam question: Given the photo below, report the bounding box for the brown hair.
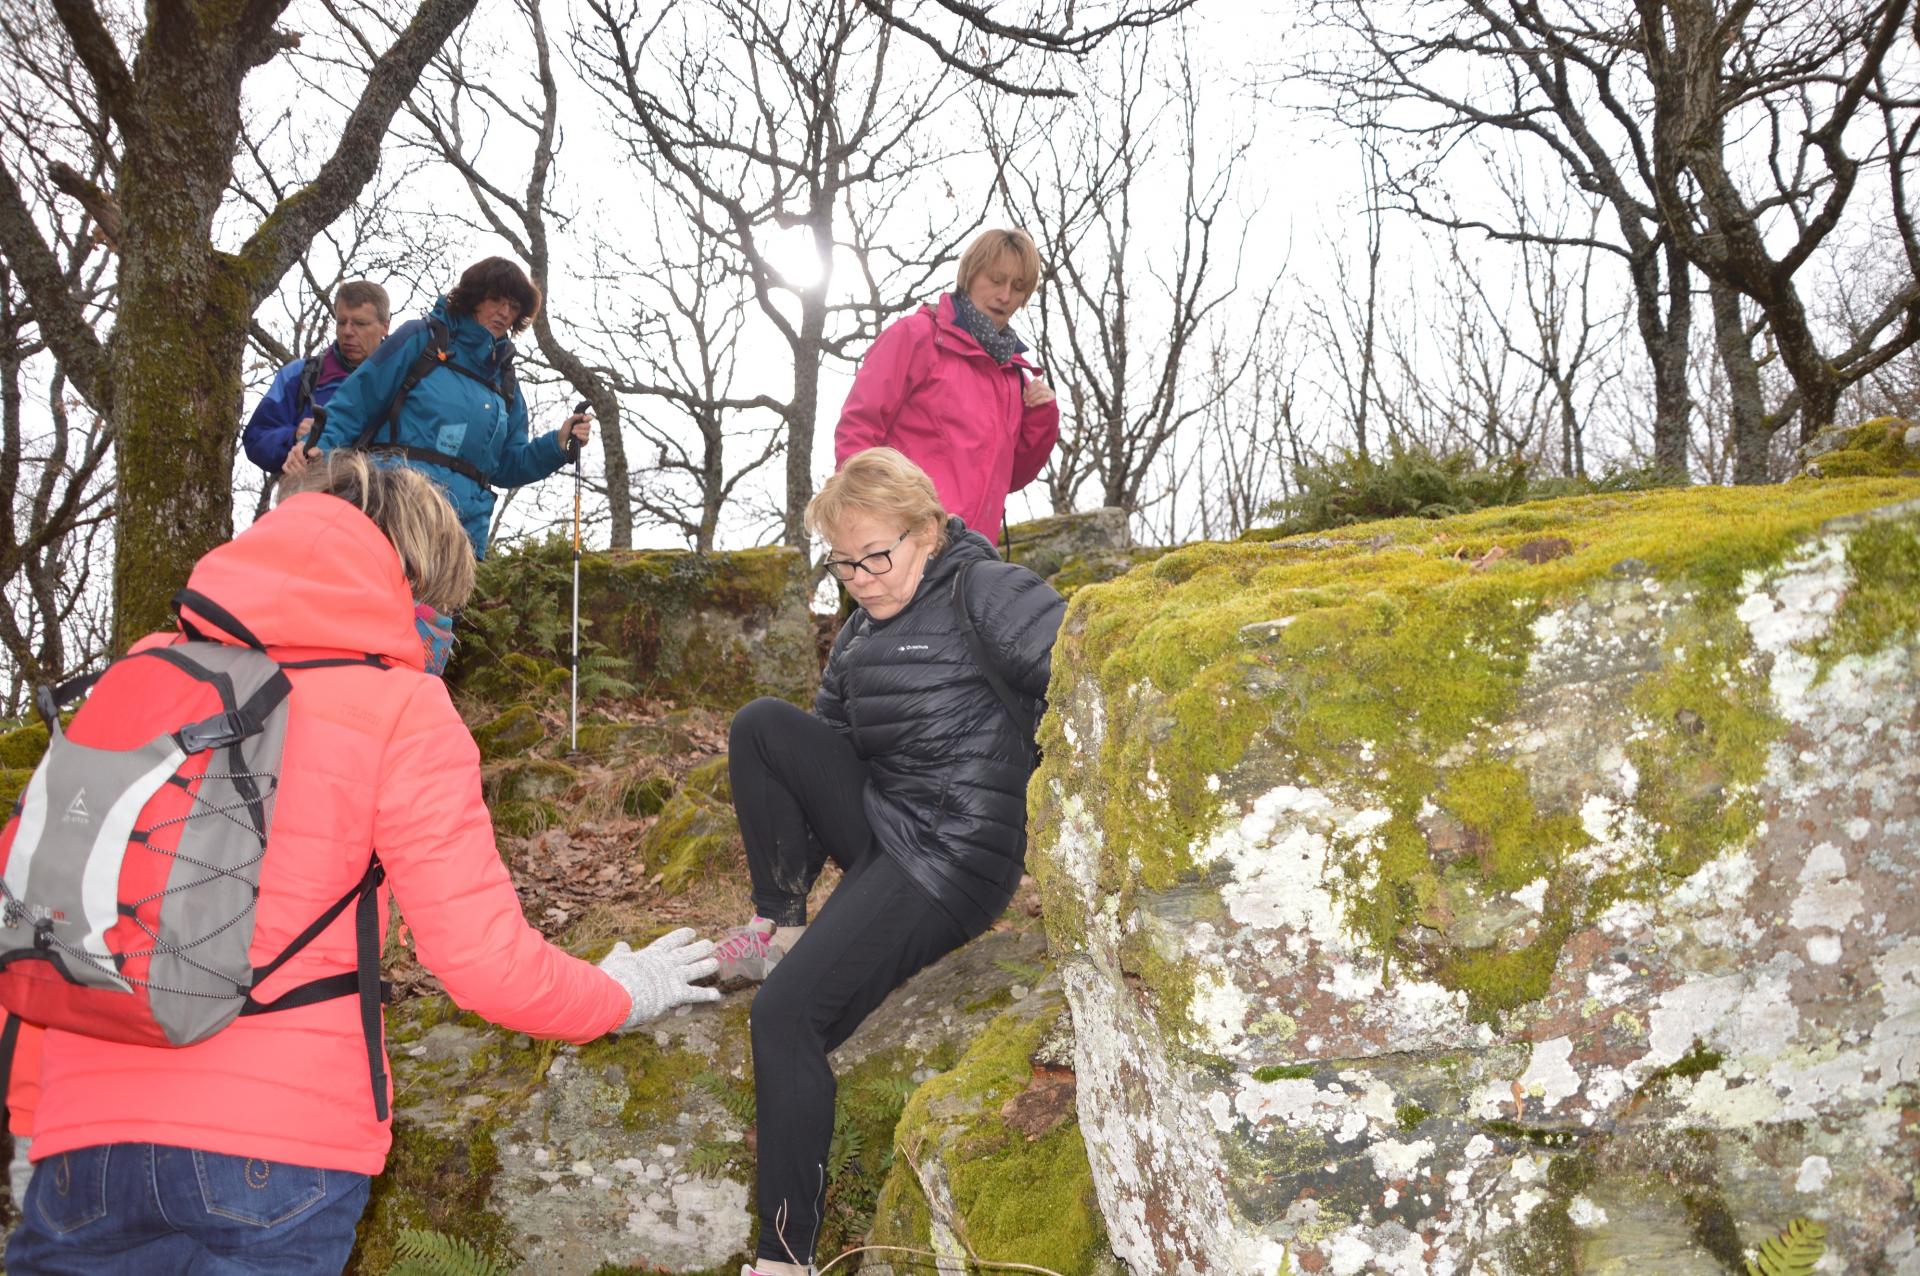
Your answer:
[955,228,1043,302]
[333,279,391,325]
[445,257,540,334]
[279,452,476,612]
[806,447,950,555]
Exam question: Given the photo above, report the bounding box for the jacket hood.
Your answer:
[430,295,515,372]
[924,296,1038,373]
[177,493,426,669]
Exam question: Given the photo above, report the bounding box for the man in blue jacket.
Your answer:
[242,280,391,475]
[308,257,589,561]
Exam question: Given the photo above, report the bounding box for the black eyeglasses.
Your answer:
[822,530,911,581]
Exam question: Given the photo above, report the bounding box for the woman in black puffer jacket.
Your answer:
[717,447,1064,1276]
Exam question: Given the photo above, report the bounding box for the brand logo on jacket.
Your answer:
[897,643,930,653]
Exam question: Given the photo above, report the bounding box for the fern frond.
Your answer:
[692,1069,757,1124]
[1745,1217,1827,1276]
[390,1227,513,1276]
[685,1140,740,1179]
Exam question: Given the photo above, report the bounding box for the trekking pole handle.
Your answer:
[567,400,590,465]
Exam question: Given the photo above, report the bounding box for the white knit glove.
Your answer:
[599,928,721,1030]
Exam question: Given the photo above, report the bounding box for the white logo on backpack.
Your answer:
[61,789,89,825]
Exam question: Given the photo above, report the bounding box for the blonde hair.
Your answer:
[807,448,950,555]
[955,228,1042,302]
[279,452,476,612]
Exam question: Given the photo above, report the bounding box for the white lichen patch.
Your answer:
[1516,1037,1581,1111]
[1790,841,1865,932]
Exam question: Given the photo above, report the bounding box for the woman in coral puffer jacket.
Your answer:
[834,228,1060,546]
[7,455,718,1275]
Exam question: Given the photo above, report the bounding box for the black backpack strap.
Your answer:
[0,1013,21,1122]
[366,444,491,488]
[295,354,323,421]
[240,856,393,1121]
[172,589,269,652]
[360,318,452,450]
[951,561,1037,763]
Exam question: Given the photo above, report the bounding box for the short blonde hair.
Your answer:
[808,448,950,555]
[279,452,476,613]
[955,228,1042,302]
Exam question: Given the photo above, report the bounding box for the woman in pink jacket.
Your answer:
[7,455,717,1275]
[834,228,1060,545]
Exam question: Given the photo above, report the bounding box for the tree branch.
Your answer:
[0,157,112,411]
[231,0,478,304]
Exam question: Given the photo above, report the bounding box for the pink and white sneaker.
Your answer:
[713,917,784,987]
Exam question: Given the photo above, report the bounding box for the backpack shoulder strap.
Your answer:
[951,560,1036,761]
[294,355,323,420]
[358,318,451,449]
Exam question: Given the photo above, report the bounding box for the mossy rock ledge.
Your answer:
[451,540,818,711]
[1028,480,1920,1274]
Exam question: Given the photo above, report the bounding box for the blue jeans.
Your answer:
[6,1144,369,1275]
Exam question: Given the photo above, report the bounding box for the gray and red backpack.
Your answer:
[0,589,395,1117]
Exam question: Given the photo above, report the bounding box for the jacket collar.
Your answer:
[923,296,1038,374]
[431,297,515,372]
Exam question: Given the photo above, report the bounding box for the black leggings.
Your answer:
[728,698,975,1267]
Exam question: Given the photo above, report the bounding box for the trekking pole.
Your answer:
[568,400,589,755]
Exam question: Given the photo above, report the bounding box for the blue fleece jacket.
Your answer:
[315,298,567,558]
[242,344,356,474]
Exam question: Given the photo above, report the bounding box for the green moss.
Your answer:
[576,1030,707,1130]
[1641,1041,1725,1091]
[1031,480,1920,1024]
[964,986,1016,1014]
[1118,925,1200,1039]
[1481,1119,1581,1148]
[491,798,558,839]
[642,756,741,893]
[622,773,675,817]
[0,723,47,770]
[472,703,544,761]
[1253,1063,1317,1082]
[1811,517,1920,673]
[0,768,29,812]
[349,1118,515,1275]
[1800,417,1920,478]
[1395,1102,1433,1131]
[877,1005,1107,1275]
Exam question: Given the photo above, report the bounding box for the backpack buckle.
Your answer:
[176,710,257,754]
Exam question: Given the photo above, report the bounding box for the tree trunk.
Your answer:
[1636,241,1693,477]
[533,314,633,549]
[1712,279,1772,484]
[110,18,257,649]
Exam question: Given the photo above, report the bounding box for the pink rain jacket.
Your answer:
[29,493,630,1174]
[835,295,1060,544]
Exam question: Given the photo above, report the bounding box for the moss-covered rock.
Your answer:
[642,756,741,894]
[1796,416,1920,478]
[450,538,817,711]
[866,994,1116,1276]
[484,757,579,804]
[472,703,545,761]
[1031,479,1920,1273]
[0,722,48,770]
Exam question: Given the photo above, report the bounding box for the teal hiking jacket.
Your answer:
[315,297,568,557]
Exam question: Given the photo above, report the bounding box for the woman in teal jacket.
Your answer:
[312,257,589,560]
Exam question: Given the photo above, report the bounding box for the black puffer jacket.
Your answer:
[817,518,1065,932]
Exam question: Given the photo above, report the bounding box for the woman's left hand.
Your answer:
[1023,378,1056,409]
[561,411,593,451]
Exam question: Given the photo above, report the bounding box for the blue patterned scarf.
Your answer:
[949,292,1028,365]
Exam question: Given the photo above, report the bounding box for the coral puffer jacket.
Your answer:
[835,294,1060,544]
[28,493,629,1174]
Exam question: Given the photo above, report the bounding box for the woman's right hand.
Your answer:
[1023,378,1056,409]
[598,928,721,1030]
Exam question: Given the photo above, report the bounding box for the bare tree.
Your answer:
[995,29,1266,516]
[0,0,478,646]
[383,0,641,547]
[585,204,788,550]
[1306,0,1699,475]
[578,0,984,547]
[855,0,1200,97]
[1637,0,1920,443]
